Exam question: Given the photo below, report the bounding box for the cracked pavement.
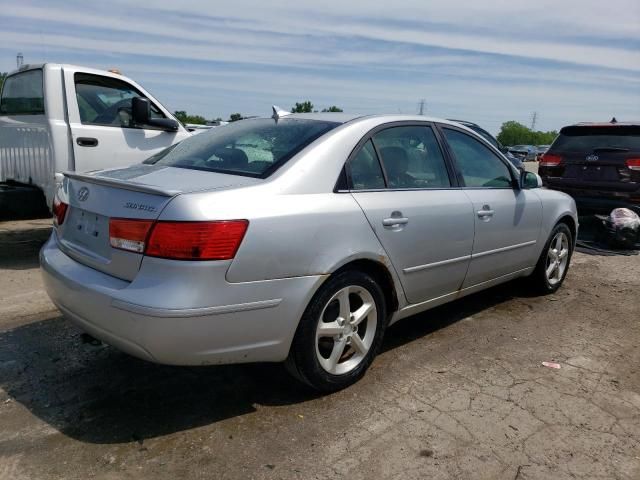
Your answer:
[0,218,638,479]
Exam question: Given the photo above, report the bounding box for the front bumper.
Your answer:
[40,233,326,365]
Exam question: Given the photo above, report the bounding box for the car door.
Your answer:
[440,126,542,288]
[63,69,190,173]
[348,124,475,304]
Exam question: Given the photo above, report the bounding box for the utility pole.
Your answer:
[530,111,538,131]
[16,53,24,68]
[418,99,426,115]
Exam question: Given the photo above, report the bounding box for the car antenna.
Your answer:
[611,117,617,124]
[271,105,291,123]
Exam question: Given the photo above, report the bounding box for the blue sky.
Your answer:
[1,0,639,133]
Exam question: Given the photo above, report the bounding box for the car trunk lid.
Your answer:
[57,165,259,280]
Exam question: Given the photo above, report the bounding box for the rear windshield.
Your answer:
[552,126,640,152]
[0,69,45,115]
[144,118,339,177]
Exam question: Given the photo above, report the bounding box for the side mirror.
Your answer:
[520,170,543,189]
[131,97,179,132]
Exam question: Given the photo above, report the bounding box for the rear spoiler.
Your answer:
[63,171,180,197]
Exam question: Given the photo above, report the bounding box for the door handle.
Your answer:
[382,216,409,227]
[477,209,494,217]
[77,137,99,147]
[477,204,494,218]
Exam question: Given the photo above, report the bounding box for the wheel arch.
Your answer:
[330,258,401,315]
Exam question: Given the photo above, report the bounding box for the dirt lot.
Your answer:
[0,216,639,480]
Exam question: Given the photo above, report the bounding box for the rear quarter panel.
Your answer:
[533,188,578,255]
[160,186,407,303]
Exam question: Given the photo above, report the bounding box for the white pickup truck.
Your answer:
[0,64,191,214]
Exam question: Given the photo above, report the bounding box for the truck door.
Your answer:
[62,69,190,173]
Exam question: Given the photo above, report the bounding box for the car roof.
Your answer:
[569,121,640,128]
[273,113,481,130]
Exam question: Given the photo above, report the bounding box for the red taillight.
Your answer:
[109,219,154,253]
[625,158,640,171]
[539,153,563,167]
[52,199,68,226]
[146,220,249,260]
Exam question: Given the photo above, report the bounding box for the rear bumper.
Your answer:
[40,233,326,365]
[541,181,640,214]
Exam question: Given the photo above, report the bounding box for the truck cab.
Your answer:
[0,64,191,211]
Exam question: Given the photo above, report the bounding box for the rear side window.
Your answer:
[349,140,385,190]
[372,126,451,188]
[443,128,513,188]
[552,126,640,152]
[145,118,339,178]
[74,73,165,127]
[0,69,44,115]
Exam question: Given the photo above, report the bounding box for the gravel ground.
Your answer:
[0,216,638,480]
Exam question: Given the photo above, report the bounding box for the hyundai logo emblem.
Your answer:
[77,187,90,202]
[585,154,599,162]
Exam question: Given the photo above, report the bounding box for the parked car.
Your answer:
[508,145,537,162]
[41,113,577,391]
[0,64,191,211]
[539,120,640,214]
[447,119,524,170]
[535,145,550,161]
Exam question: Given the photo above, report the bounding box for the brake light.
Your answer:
[625,158,640,171]
[52,199,68,226]
[109,219,153,253]
[146,220,249,260]
[539,153,563,167]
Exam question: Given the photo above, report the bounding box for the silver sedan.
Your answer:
[41,113,577,391]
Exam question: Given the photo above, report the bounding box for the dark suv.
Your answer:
[539,121,640,214]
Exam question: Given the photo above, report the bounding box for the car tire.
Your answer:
[286,270,388,392]
[528,222,573,294]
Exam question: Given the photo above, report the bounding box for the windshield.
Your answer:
[144,118,340,177]
[553,126,640,152]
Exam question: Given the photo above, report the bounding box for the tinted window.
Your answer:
[552,126,640,152]
[349,140,385,190]
[443,128,513,188]
[145,118,339,178]
[372,126,451,188]
[0,69,44,115]
[74,73,164,127]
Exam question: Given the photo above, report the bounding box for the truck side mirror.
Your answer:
[131,97,179,132]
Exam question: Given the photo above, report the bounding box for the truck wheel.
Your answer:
[286,270,387,392]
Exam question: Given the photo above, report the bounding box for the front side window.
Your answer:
[145,118,339,178]
[372,126,451,188]
[74,73,164,127]
[443,128,513,188]
[0,69,44,115]
[348,140,385,190]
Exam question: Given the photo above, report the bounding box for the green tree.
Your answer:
[321,106,343,112]
[497,120,558,146]
[291,101,314,113]
[229,113,244,122]
[173,110,207,125]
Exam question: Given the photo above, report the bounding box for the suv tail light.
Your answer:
[625,158,640,171]
[52,199,68,226]
[539,153,563,167]
[108,219,249,260]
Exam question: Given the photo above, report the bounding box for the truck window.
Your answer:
[74,73,165,128]
[0,69,45,115]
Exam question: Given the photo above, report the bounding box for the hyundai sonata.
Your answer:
[41,112,577,391]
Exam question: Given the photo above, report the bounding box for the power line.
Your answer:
[530,111,538,130]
